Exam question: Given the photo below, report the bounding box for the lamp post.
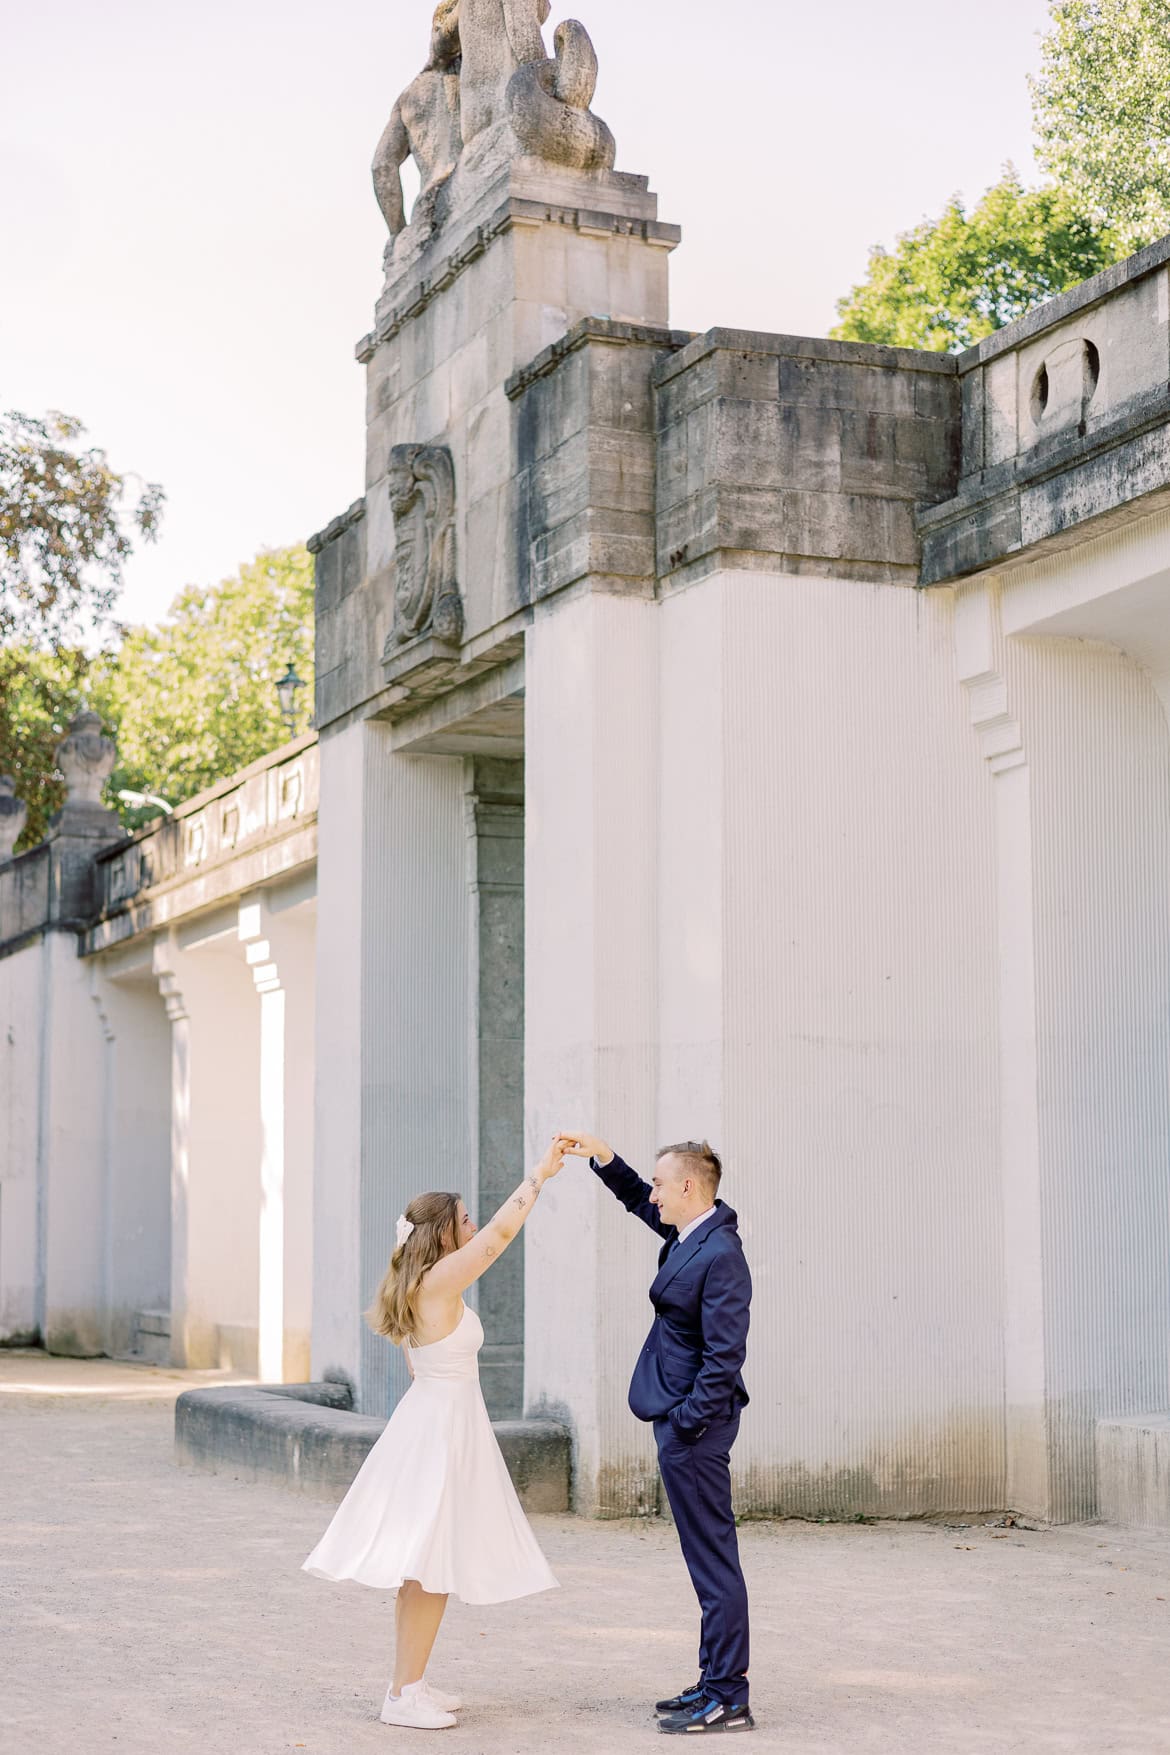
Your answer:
[117,789,174,817]
[275,661,306,738]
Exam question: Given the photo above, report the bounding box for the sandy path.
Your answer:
[3,1352,1170,1754]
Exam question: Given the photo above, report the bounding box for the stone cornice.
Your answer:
[504,316,692,402]
[355,197,682,365]
[307,498,366,556]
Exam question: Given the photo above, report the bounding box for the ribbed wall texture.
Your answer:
[358,727,471,1419]
[713,572,1004,1517]
[525,591,664,1515]
[1007,632,1170,1521]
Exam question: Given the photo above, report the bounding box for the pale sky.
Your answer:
[3,0,1052,628]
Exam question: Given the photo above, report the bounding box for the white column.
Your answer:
[153,924,262,1371]
[238,895,315,1383]
[313,718,471,1416]
[525,590,661,1514]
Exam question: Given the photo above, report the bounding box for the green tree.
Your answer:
[831,169,1117,352]
[0,411,164,646]
[92,544,315,822]
[1032,0,1170,252]
[0,645,90,849]
[0,545,315,854]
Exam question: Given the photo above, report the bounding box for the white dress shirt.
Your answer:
[675,1204,717,1246]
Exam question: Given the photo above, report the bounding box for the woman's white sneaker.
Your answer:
[424,1681,463,1712]
[379,1681,456,1729]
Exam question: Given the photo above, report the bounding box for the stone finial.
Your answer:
[0,776,27,862]
[56,710,117,811]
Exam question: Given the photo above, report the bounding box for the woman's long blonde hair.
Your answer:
[366,1191,462,1344]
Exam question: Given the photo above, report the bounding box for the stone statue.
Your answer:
[372,0,463,242]
[459,0,615,169]
[373,0,616,248]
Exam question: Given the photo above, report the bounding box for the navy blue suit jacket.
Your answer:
[592,1153,751,1442]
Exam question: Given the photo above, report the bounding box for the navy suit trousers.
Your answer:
[654,1412,749,1706]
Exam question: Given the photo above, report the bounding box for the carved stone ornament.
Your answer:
[382,443,465,690]
[55,711,118,817]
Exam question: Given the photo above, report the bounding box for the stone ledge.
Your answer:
[505,316,692,402]
[918,395,1170,585]
[1096,1413,1170,1531]
[356,197,682,364]
[174,1382,572,1512]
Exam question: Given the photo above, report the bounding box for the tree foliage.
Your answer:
[93,544,315,823]
[0,645,91,849]
[0,545,315,854]
[831,170,1118,352]
[1032,0,1170,252]
[0,411,164,646]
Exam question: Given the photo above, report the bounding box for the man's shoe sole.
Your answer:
[658,1715,755,1734]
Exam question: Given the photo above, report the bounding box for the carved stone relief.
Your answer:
[382,443,465,688]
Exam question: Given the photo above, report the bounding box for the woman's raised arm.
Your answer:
[424,1138,565,1297]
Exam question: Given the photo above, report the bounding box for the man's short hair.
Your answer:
[656,1139,722,1198]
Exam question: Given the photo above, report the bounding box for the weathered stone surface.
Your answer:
[81,738,318,955]
[1097,1413,1170,1531]
[654,331,960,585]
[174,1379,571,1511]
[372,2,462,245]
[920,242,1170,584]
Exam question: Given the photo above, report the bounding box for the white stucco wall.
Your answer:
[527,570,1005,1516]
[0,939,46,1341]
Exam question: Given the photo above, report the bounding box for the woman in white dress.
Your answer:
[302,1137,564,1730]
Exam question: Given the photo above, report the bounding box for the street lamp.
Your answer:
[275,661,306,737]
[117,789,174,816]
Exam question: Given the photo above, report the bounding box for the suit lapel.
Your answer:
[651,1218,718,1299]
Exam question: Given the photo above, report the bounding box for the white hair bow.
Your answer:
[396,1214,415,1249]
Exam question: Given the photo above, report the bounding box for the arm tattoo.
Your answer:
[485,1245,497,1260]
[529,1176,540,1197]
[513,1193,525,1209]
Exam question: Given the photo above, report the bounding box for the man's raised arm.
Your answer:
[558,1131,671,1237]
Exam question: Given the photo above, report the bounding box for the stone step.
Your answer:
[1096,1414,1170,1530]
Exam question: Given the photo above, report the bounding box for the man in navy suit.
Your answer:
[560,1132,754,1735]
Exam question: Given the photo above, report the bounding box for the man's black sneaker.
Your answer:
[659,1696,755,1734]
[656,1683,706,1715]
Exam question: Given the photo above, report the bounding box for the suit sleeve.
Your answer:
[590,1152,671,1238]
[670,1247,752,1439]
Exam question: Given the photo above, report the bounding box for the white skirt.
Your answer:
[302,1318,558,1606]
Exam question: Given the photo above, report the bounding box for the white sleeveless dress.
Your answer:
[302,1303,558,1605]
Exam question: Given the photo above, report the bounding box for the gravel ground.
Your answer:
[3,1352,1170,1755]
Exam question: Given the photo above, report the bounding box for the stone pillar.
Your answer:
[238,894,316,1383]
[466,757,525,1418]
[312,719,471,1416]
[524,590,662,1514]
[153,925,262,1371]
[28,714,126,1355]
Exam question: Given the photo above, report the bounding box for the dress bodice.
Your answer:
[407,1302,483,1383]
